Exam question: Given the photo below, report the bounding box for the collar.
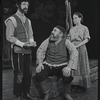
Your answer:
[16,9,25,18]
[15,9,26,23]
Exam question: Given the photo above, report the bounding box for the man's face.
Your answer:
[49,27,62,41]
[18,1,29,14]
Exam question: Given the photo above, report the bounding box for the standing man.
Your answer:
[5,0,36,99]
[35,26,78,100]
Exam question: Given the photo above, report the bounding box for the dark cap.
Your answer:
[55,25,66,34]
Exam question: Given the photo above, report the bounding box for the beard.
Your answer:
[19,7,28,14]
[49,33,59,42]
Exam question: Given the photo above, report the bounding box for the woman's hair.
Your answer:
[74,12,83,23]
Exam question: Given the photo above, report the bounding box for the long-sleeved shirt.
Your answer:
[37,38,78,70]
[5,9,34,47]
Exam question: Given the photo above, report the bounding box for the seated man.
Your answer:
[35,26,78,100]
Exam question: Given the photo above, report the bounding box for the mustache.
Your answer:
[50,33,54,38]
[51,32,55,36]
[49,33,58,42]
[23,8,28,10]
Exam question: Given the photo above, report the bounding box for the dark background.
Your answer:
[2,0,99,60]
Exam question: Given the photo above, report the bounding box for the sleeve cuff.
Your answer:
[29,38,34,43]
[15,40,25,47]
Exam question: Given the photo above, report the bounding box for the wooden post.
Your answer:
[65,0,73,34]
[65,0,69,32]
[68,2,73,29]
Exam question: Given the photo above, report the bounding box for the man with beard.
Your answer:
[34,26,78,100]
[5,0,36,99]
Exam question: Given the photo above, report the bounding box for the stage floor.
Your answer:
[2,59,98,100]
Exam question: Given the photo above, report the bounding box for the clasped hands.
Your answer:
[23,41,37,49]
[36,63,71,77]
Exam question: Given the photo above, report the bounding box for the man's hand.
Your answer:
[62,67,71,77]
[31,41,37,47]
[23,41,37,49]
[23,43,29,49]
[36,63,44,73]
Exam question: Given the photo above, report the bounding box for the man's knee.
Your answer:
[35,72,48,82]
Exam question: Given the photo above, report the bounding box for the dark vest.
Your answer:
[13,14,31,54]
[45,38,69,64]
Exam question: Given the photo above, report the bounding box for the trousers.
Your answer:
[12,52,32,96]
[35,64,73,94]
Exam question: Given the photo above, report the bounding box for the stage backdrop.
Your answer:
[3,0,98,67]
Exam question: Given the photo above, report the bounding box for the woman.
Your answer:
[68,12,91,92]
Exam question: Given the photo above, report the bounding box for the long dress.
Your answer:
[68,24,91,88]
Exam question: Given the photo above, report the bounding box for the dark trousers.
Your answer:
[36,64,73,94]
[13,52,32,96]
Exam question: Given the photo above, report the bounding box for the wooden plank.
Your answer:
[89,60,98,69]
[90,67,98,75]
[90,72,98,82]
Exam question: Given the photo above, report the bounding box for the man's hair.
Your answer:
[15,0,30,5]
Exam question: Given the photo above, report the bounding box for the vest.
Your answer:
[45,38,69,64]
[13,14,31,54]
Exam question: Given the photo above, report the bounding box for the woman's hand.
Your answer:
[75,45,79,48]
[75,39,89,48]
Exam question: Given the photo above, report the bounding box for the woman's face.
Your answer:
[73,14,81,25]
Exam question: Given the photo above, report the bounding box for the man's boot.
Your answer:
[63,83,73,100]
[62,76,74,100]
[40,79,51,100]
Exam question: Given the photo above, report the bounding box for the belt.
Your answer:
[43,61,68,68]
